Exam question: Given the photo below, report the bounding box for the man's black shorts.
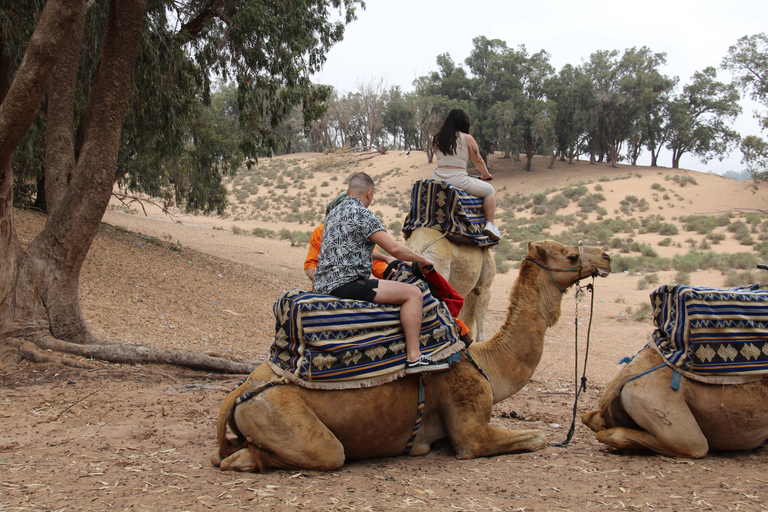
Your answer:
[329,278,379,302]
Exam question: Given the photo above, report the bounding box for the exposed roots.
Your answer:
[0,334,257,374]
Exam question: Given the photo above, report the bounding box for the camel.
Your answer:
[212,241,611,472]
[406,227,496,343]
[582,347,768,458]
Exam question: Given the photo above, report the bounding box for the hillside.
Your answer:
[114,150,768,280]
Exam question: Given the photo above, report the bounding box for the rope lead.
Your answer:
[549,277,596,448]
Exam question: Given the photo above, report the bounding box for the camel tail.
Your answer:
[213,378,271,465]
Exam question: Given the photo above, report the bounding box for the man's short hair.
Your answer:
[347,172,375,195]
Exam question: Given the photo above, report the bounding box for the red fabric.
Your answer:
[421,268,464,319]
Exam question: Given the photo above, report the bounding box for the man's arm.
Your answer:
[369,230,433,268]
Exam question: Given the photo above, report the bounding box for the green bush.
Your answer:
[532,193,547,205]
[633,302,653,322]
[723,270,757,288]
[562,185,588,201]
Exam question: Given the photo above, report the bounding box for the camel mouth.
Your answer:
[593,267,610,278]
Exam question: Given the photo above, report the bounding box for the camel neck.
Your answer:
[468,262,562,403]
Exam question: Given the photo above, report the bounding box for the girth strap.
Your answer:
[402,375,425,455]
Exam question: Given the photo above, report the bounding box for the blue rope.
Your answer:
[402,375,425,455]
[671,369,681,390]
[625,363,666,384]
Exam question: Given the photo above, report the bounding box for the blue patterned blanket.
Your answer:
[403,179,498,248]
[649,283,768,375]
[268,264,464,389]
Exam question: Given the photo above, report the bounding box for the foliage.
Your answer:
[722,33,768,189]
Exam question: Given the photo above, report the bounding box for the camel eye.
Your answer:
[568,254,579,263]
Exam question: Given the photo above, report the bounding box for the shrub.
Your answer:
[723,270,757,288]
[633,302,653,322]
[252,227,274,238]
[674,271,691,285]
[388,221,403,235]
[578,193,606,213]
[562,185,588,201]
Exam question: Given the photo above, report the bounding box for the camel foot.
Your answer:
[218,447,259,472]
[211,451,223,467]
[581,410,606,433]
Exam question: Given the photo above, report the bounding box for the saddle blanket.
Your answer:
[649,283,768,375]
[403,179,498,248]
[268,264,464,389]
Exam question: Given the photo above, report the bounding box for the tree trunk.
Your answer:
[44,3,86,213]
[1,0,255,374]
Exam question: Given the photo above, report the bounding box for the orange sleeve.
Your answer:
[304,225,323,271]
[371,258,389,279]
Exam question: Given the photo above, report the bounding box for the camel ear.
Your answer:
[527,241,534,252]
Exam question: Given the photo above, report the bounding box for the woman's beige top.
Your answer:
[435,133,468,168]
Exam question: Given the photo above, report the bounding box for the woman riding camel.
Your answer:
[431,108,501,241]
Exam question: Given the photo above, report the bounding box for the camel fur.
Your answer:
[212,241,611,472]
[405,227,496,343]
[582,347,768,458]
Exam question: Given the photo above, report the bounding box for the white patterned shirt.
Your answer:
[313,196,385,294]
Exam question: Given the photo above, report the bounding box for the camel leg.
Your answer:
[439,371,546,458]
[220,390,345,472]
[462,249,495,344]
[598,377,708,458]
[460,291,479,342]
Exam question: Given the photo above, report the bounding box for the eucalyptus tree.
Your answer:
[722,32,768,186]
[354,75,388,148]
[0,0,362,372]
[382,86,418,150]
[623,47,677,167]
[665,67,741,169]
[464,36,525,156]
[582,48,657,167]
[547,64,594,164]
[516,49,556,171]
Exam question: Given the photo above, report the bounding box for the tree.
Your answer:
[0,0,362,372]
[382,86,417,150]
[354,76,388,148]
[547,64,594,164]
[665,67,741,169]
[722,32,768,186]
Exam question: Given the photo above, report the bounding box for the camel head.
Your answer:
[524,240,612,293]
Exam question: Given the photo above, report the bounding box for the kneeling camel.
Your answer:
[583,347,768,458]
[213,241,611,472]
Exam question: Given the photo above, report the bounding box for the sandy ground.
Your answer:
[2,153,768,511]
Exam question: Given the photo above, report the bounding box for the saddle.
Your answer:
[268,262,464,389]
[649,283,768,376]
[402,179,498,248]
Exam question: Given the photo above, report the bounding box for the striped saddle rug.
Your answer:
[268,263,464,389]
[649,283,768,375]
[402,179,498,248]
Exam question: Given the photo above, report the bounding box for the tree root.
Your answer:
[1,335,256,374]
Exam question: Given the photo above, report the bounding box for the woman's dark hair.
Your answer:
[433,108,471,156]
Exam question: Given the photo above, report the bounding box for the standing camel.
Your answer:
[212,241,612,472]
[406,227,495,343]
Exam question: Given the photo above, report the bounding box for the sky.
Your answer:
[311,0,768,175]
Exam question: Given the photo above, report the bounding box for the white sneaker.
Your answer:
[483,222,501,241]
